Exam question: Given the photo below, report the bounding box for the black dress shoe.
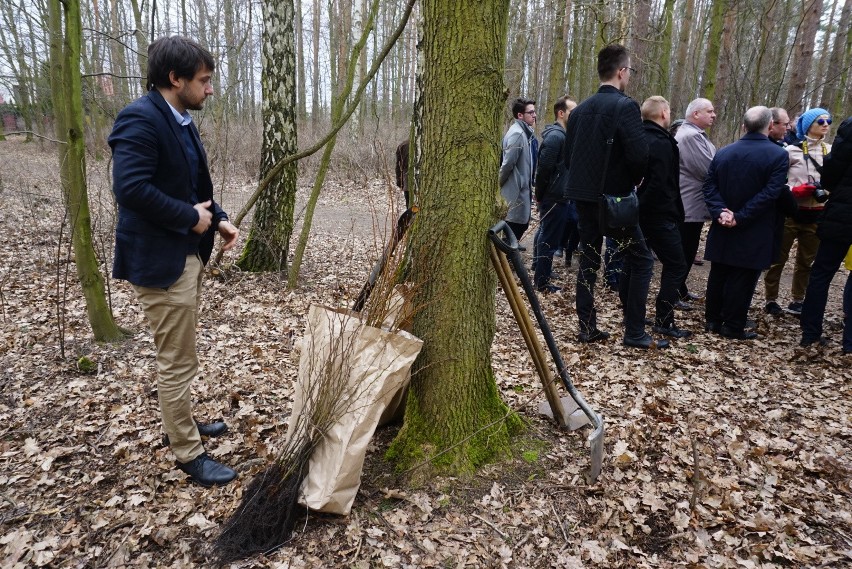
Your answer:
[578,329,611,343]
[623,333,670,349]
[652,324,692,339]
[198,421,228,437]
[719,325,757,340]
[800,336,828,348]
[744,319,757,331]
[176,453,237,487]
[704,321,721,334]
[683,292,702,301]
[536,284,562,294]
[674,300,694,311]
[163,420,229,447]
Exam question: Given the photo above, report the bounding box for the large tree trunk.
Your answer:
[700,0,726,103]
[387,0,521,478]
[237,0,299,272]
[49,0,126,342]
[672,0,696,114]
[820,0,851,114]
[784,0,824,114]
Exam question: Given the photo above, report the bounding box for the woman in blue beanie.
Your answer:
[763,108,832,316]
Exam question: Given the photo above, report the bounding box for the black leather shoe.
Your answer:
[652,324,692,339]
[578,329,611,343]
[176,453,237,487]
[744,319,757,331]
[800,336,828,348]
[623,333,670,349]
[704,321,721,334]
[719,325,757,340]
[197,421,228,438]
[683,292,702,302]
[163,420,228,447]
[536,284,562,294]
[674,300,694,311]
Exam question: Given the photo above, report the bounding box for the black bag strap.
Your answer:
[599,97,629,195]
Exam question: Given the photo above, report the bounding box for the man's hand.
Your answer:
[192,200,213,234]
[718,208,737,227]
[218,220,239,251]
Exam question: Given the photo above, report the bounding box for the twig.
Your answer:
[472,514,507,539]
[1,131,66,144]
[550,502,569,543]
[689,435,702,511]
[97,524,134,569]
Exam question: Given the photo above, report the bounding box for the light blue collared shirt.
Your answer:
[164,99,193,127]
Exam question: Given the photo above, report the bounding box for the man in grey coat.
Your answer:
[675,97,716,304]
[500,97,537,241]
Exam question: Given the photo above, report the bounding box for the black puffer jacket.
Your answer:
[817,116,852,242]
[637,120,683,225]
[564,85,648,203]
[535,122,567,202]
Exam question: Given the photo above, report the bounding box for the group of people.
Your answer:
[498,44,852,353]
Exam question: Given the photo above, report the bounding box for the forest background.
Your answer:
[2,0,852,149]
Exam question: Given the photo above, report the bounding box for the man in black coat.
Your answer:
[635,96,690,339]
[800,116,852,350]
[702,106,789,340]
[109,36,239,487]
[533,95,576,292]
[564,45,665,349]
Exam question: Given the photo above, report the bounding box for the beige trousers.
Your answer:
[133,255,204,463]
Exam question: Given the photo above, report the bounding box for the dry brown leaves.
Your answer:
[1,138,850,568]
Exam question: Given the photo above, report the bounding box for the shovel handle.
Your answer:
[488,221,520,254]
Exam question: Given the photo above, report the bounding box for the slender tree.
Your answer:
[387,0,522,477]
[48,0,127,341]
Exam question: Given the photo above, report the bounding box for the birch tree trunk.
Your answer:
[237,0,299,272]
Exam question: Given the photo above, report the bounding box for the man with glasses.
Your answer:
[500,97,538,241]
[767,107,791,146]
[563,45,665,349]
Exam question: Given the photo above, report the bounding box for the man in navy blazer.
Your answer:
[109,36,239,487]
[702,106,789,340]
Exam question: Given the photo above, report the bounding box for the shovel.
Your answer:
[488,220,604,482]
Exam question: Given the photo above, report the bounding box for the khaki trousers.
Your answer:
[764,218,819,303]
[133,255,204,463]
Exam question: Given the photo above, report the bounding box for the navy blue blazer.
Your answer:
[109,90,227,288]
[702,132,789,270]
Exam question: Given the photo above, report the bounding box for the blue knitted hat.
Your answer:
[797,107,831,140]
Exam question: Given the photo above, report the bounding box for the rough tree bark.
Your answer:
[236,0,299,272]
[784,0,824,114]
[387,0,522,478]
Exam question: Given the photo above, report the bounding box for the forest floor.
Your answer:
[1,136,850,568]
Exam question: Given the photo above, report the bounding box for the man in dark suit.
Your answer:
[109,36,239,487]
[564,44,666,349]
[636,96,690,339]
[702,106,789,340]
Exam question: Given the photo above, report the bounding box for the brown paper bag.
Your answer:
[291,305,422,515]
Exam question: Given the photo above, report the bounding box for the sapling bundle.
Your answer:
[215,212,421,563]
